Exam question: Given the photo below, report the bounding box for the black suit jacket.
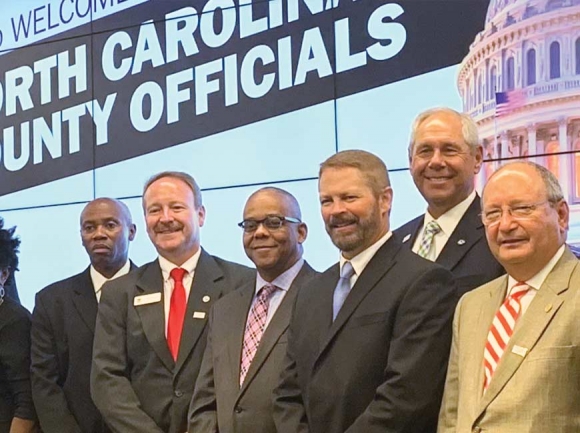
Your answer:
[91,250,254,433]
[189,262,318,433]
[31,264,136,433]
[0,297,34,433]
[394,197,504,296]
[273,234,458,433]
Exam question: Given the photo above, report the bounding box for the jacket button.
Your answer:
[174,390,183,398]
[234,406,242,414]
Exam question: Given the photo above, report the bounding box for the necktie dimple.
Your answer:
[332,262,355,321]
[483,282,531,390]
[417,220,442,259]
[167,267,187,361]
[240,284,278,386]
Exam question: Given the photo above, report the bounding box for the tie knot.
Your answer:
[170,267,187,284]
[424,220,442,236]
[259,284,278,300]
[509,282,530,300]
[340,261,355,279]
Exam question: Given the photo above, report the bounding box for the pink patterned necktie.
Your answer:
[483,282,531,390]
[240,284,278,386]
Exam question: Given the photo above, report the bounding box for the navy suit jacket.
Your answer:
[394,196,504,296]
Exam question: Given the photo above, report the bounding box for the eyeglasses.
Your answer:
[481,201,552,226]
[238,215,301,233]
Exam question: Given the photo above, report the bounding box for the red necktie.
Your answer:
[483,282,530,390]
[167,267,187,361]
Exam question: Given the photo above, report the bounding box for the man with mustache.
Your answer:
[396,108,504,296]
[189,187,318,433]
[31,198,137,433]
[438,162,580,432]
[91,172,253,433]
[273,150,459,433]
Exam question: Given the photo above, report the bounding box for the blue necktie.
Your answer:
[333,262,355,321]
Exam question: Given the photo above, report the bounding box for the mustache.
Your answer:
[154,222,184,233]
[328,214,358,227]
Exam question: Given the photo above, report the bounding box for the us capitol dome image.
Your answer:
[458,0,580,240]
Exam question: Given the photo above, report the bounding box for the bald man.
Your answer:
[31,198,137,433]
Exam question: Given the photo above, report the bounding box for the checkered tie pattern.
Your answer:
[417,220,442,259]
[240,284,278,386]
[483,282,531,390]
[333,261,355,321]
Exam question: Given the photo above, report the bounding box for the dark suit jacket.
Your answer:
[273,234,458,433]
[0,297,34,433]
[91,250,254,433]
[188,262,318,433]
[31,264,136,433]
[394,197,504,296]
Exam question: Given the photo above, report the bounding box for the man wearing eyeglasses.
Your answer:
[188,187,317,433]
[438,162,580,433]
[395,108,504,296]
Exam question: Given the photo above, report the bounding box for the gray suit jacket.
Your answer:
[188,262,318,433]
[91,250,254,433]
[438,248,580,433]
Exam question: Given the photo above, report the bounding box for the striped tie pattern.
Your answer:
[483,282,530,390]
[240,284,278,386]
[417,220,441,259]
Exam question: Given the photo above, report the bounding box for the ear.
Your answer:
[197,205,207,228]
[128,224,137,241]
[473,145,484,174]
[297,222,308,244]
[556,199,570,232]
[0,268,9,287]
[379,187,394,216]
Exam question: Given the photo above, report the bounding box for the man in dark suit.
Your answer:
[31,198,137,433]
[273,150,458,433]
[395,108,504,295]
[189,187,318,433]
[91,172,253,433]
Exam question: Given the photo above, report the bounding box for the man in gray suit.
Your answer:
[91,172,253,433]
[188,187,317,433]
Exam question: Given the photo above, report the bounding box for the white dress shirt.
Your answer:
[339,231,392,288]
[158,249,201,336]
[412,191,477,261]
[91,260,131,302]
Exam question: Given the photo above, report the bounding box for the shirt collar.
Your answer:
[158,249,202,282]
[507,244,566,293]
[90,260,131,294]
[255,258,304,294]
[339,231,392,277]
[424,190,476,236]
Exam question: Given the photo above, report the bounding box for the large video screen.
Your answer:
[2,0,579,308]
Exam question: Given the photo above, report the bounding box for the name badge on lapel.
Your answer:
[193,311,206,319]
[134,293,162,306]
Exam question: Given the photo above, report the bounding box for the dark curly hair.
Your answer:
[0,217,20,273]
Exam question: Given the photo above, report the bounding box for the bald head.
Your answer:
[80,198,136,278]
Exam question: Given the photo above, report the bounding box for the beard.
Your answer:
[325,203,383,256]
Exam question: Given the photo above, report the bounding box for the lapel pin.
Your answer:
[457,239,466,245]
[402,234,411,243]
[202,295,211,303]
[545,303,552,313]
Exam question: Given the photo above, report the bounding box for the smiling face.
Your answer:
[143,176,205,266]
[483,164,568,281]
[80,199,136,277]
[410,111,483,218]
[319,167,391,259]
[242,190,306,282]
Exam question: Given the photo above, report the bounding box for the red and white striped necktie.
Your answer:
[483,282,531,390]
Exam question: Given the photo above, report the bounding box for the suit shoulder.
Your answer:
[210,255,255,280]
[36,270,90,300]
[393,214,422,235]
[461,274,505,304]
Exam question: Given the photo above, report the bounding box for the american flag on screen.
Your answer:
[495,90,527,117]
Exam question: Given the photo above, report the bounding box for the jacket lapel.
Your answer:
[436,197,484,271]
[134,260,174,372]
[399,216,422,249]
[71,268,98,334]
[228,281,255,387]
[175,250,226,373]
[475,249,578,418]
[314,239,399,367]
[238,263,315,397]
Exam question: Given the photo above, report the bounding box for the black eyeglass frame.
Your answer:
[237,215,302,232]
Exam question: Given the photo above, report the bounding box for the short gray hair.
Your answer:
[143,171,203,209]
[408,107,479,156]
